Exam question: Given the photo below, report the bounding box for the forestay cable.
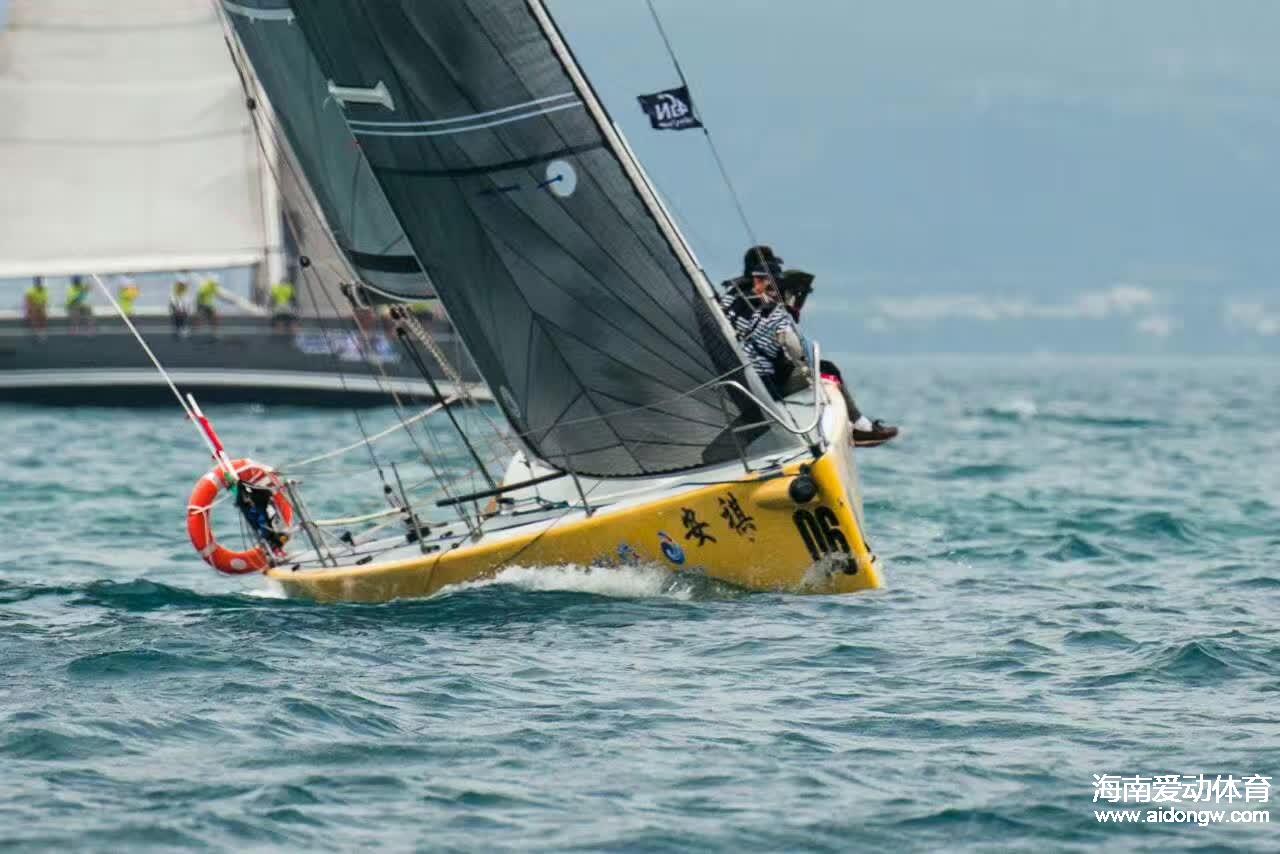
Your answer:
[643,0,759,246]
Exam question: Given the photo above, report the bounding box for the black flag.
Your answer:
[637,85,702,131]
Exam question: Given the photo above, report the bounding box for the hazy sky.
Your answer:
[555,0,1280,353]
[3,1,1276,351]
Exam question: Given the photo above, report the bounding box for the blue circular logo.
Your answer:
[658,532,685,565]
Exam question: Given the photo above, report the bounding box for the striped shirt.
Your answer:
[719,294,796,380]
[743,305,796,379]
[718,291,755,338]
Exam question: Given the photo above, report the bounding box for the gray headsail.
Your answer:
[221,0,431,299]
[257,0,771,476]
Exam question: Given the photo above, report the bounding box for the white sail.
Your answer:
[0,0,276,278]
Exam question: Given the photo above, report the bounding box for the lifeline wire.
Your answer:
[88,276,194,421]
[87,274,232,472]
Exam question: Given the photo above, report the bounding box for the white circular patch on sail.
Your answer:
[545,159,577,198]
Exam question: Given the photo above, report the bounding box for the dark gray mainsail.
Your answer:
[221,0,431,299]
[242,0,774,477]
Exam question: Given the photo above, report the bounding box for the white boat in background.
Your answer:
[0,0,478,405]
[0,0,281,281]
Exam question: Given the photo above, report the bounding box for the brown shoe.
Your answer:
[852,419,899,448]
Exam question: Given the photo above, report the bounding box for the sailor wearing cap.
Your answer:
[717,245,900,445]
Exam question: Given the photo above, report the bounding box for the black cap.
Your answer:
[742,245,782,277]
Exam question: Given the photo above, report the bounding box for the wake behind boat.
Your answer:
[167,0,889,602]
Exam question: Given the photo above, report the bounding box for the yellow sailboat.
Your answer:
[264,379,882,603]
[174,0,888,603]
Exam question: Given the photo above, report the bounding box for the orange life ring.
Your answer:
[186,458,294,575]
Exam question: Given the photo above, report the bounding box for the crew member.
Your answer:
[24,277,48,338]
[195,274,220,334]
[270,279,297,333]
[170,277,191,338]
[117,276,140,316]
[722,246,899,446]
[737,260,804,399]
[65,275,93,334]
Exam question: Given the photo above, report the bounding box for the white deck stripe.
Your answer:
[350,102,582,138]
[346,92,577,128]
[220,1,295,23]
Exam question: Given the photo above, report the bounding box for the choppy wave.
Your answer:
[3,357,1278,851]
[971,401,1165,429]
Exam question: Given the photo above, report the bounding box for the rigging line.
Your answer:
[86,275,196,422]
[395,308,517,455]
[297,267,387,475]
[85,273,236,471]
[477,463,613,574]
[393,306,463,388]
[215,11,396,489]
[317,275,476,527]
[301,264,469,494]
[330,284,485,516]
[394,323,497,491]
[643,0,758,246]
[282,396,457,470]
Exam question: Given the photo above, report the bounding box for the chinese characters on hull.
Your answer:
[681,507,715,546]
[718,493,756,541]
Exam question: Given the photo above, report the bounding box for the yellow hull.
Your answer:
[266,430,883,603]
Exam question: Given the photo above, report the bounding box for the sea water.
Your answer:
[1,355,1276,851]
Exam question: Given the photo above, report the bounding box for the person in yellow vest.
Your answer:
[194,274,221,334]
[117,276,141,317]
[65,275,94,334]
[24,276,49,338]
[270,280,297,333]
